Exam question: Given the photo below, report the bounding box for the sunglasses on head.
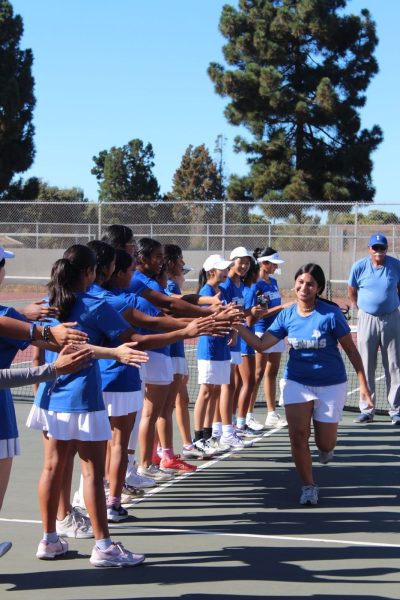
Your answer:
[371,244,387,252]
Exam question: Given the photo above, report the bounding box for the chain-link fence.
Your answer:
[1,200,400,288]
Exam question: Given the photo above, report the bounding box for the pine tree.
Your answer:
[0,1,35,193]
[208,0,383,219]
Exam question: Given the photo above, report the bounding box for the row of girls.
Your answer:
[23,229,234,568]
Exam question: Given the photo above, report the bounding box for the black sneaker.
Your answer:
[107,504,129,523]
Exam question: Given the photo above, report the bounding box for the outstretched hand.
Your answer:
[54,345,94,375]
[49,323,89,346]
[115,342,149,368]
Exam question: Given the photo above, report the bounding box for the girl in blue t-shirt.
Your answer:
[252,246,292,429]
[193,254,233,456]
[234,263,373,507]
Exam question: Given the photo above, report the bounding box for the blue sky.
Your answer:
[11,0,400,206]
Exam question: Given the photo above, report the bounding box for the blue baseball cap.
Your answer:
[368,233,388,247]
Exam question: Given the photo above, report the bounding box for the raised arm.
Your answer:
[339,333,373,408]
[233,322,280,353]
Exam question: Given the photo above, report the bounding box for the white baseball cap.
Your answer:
[203,254,233,272]
[257,251,284,265]
[0,246,15,261]
[229,246,253,260]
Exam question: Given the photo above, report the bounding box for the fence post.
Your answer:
[221,200,226,256]
[207,223,209,251]
[98,202,102,239]
[36,222,39,249]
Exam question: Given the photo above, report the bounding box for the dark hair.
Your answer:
[104,249,133,290]
[137,237,162,259]
[294,263,326,294]
[101,225,133,249]
[243,257,259,286]
[197,268,208,293]
[0,258,5,269]
[48,244,96,321]
[254,246,278,261]
[87,240,116,284]
[164,244,182,266]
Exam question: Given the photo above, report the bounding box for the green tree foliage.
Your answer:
[91,139,160,224]
[208,0,383,220]
[168,144,224,249]
[328,209,400,225]
[0,1,35,193]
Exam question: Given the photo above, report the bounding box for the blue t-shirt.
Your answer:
[348,256,400,315]
[254,277,282,333]
[197,283,231,361]
[268,300,350,386]
[240,284,256,356]
[128,270,153,296]
[35,293,131,412]
[166,279,185,359]
[134,284,171,357]
[0,306,30,440]
[219,276,245,353]
[87,283,142,393]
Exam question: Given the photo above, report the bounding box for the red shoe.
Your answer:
[160,454,197,472]
[151,454,161,466]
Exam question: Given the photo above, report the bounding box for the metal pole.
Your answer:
[222,200,226,256]
[98,202,102,239]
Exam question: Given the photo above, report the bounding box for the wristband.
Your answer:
[29,323,37,341]
[42,325,51,342]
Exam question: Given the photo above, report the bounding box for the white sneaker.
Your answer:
[206,436,230,454]
[137,464,174,482]
[246,416,264,431]
[36,537,69,559]
[318,450,334,464]
[125,466,156,489]
[299,485,319,506]
[265,412,287,428]
[90,542,145,568]
[193,439,217,457]
[220,433,247,449]
[182,444,205,459]
[56,506,93,538]
[72,490,86,511]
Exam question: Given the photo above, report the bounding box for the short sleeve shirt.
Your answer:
[348,256,400,315]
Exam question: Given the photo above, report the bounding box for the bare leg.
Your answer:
[157,376,181,450]
[284,403,315,485]
[264,352,281,412]
[78,440,108,540]
[249,352,268,412]
[108,412,136,498]
[57,442,77,520]
[314,421,338,453]
[194,384,215,431]
[237,355,256,419]
[138,383,169,468]
[175,375,193,446]
[0,457,13,511]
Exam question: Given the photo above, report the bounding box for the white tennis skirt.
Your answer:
[0,438,20,459]
[255,331,285,354]
[171,356,189,376]
[198,359,231,385]
[141,351,174,385]
[103,390,144,417]
[26,405,112,441]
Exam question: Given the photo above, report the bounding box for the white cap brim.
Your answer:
[257,255,284,265]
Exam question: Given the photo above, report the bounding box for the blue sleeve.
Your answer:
[267,310,288,340]
[94,302,131,341]
[331,308,351,339]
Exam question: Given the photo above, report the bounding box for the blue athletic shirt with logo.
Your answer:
[267,300,350,386]
[348,256,400,315]
[0,306,30,440]
[166,279,185,359]
[197,283,230,361]
[35,292,131,412]
[240,284,256,356]
[128,270,153,296]
[219,276,245,353]
[87,283,142,393]
[254,277,282,333]
[133,276,171,357]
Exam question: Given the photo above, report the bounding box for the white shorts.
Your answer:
[255,331,285,354]
[26,405,112,441]
[279,379,347,423]
[230,351,242,366]
[141,351,173,385]
[103,390,144,417]
[198,359,231,385]
[0,438,20,459]
[171,356,189,376]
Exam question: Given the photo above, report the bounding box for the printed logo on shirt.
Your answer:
[287,332,327,350]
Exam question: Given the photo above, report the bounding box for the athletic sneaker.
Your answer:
[246,416,264,432]
[236,425,261,438]
[0,541,12,558]
[121,483,144,504]
[137,464,174,482]
[318,450,334,464]
[206,436,230,454]
[182,444,204,460]
[90,542,145,568]
[125,465,156,489]
[56,506,93,538]
[220,433,246,449]
[107,504,129,523]
[265,412,287,428]
[193,438,217,457]
[392,418,400,427]
[72,490,86,510]
[299,485,319,506]
[36,537,68,559]
[160,454,197,472]
[353,413,374,423]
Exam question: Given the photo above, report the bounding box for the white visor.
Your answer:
[257,252,284,265]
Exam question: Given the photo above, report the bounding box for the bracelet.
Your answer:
[29,323,37,341]
[42,325,51,342]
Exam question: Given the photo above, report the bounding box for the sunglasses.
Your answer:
[371,245,387,252]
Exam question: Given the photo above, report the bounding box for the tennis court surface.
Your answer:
[0,403,399,600]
